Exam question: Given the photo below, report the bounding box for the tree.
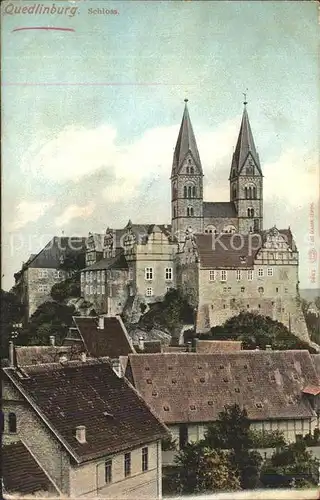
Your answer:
[175,441,240,494]
[0,290,25,358]
[204,312,315,352]
[261,440,319,488]
[139,288,194,340]
[249,429,287,449]
[19,301,76,346]
[204,404,262,489]
[51,274,81,302]
[59,250,85,274]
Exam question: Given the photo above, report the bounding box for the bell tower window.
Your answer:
[247,208,254,218]
[184,186,187,198]
[187,207,194,217]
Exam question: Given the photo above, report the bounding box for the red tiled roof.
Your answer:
[2,441,58,495]
[73,316,135,358]
[4,359,168,463]
[126,350,318,424]
[302,385,320,396]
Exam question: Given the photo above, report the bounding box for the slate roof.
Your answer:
[195,340,242,353]
[4,359,168,463]
[14,345,83,366]
[232,105,261,172]
[203,202,237,219]
[126,350,319,424]
[2,441,58,495]
[19,237,86,271]
[172,101,202,174]
[194,233,256,269]
[134,341,162,354]
[82,250,128,271]
[72,316,135,358]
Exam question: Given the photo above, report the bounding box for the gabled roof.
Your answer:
[231,105,261,174]
[2,441,59,495]
[19,237,86,271]
[126,350,319,424]
[172,101,202,175]
[194,233,256,269]
[4,359,168,463]
[72,315,135,358]
[82,250,128,271]
[14,345,83,366]
[203,202,237,219]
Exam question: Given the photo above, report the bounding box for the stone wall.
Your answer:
[27,267,67,318]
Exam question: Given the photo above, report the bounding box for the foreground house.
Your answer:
[3,358,168,497]
[125,350,320,450]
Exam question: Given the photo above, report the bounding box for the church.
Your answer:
[171,97,263,239]
[80,100,309,341]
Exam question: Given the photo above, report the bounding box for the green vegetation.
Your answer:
[18,301,76,346]
[199,312,316,352]
[139,288,194,338]
[51,274,81,302]
[300,297,320,346]
[0,290,25,357]
[249,429,287,449]
[261,440,319,488]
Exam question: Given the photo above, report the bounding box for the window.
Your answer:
[8,412,17,433]
[258,287,264,294]
[190,166,194,174]
[85,285,89,294]
[124,453,131,477]
[247,270,253,281]
[97,285,101,295]
[267,267,273,276]
[146,287,153,297]
[241,287,245,292]
[221,270,227,282]
[165,267,173,281]
[184,186,187,198]
[236,270,241,281]
[209,270,215,281]
[90,285,93,294]
[145,267,153,280]
[192,186,196,198]
[142,447,148,472]
[105,459,112,484]
[258,268,264,277]
[38,269,48,278]
[97,271,101,283]
[81,273,84,282]
[247,208,254,218]
[86,273,89,282]
[276,287,279,293]
[179,424,188,449]
[187,206,194,217]
[173,206,176,218]
[101,270,105,281]
[38,285,49,293]
[101,285,105,294]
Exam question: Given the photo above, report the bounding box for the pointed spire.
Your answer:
[172,100,202,175]
[232,101,261,173]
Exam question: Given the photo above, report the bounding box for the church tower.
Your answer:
[229,99,263,233]
[171,100,203,240]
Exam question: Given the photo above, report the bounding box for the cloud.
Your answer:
[13,201,54,230]
[55,202,96,228]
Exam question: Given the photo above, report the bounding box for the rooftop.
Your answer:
[4,358,168,463]
[126,350,319,424]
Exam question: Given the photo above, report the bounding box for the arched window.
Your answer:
[253,187,257,199]
[184,186,187,198]
[247,208,254,218]
[187,207,194,217]
[8,412,17,433]
[245,187,248,199]
[190,166,194,174]
[192,186,196,198]
[188,159,191,164]
[205,225,216,234]
[232,187,237,199]
[186,167,190,174]
[258,287,264,294]
[173,207,176,218]
[249,187,252,199]
[190,207,194,216]
[188,186,192,198]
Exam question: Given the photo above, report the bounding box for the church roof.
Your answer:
[203,201,237,219]
[232,105,261,172]
[172,100,202,175]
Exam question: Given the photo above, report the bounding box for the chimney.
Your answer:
[9,341,15,367]
[80,352,87,362]
[139,336,144,351]
[75,425,86,444]
[266,345,272,351]
[49,335,55,346]
[59,354,68,363]
[98,316,105,330]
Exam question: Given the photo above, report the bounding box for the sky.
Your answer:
[1,0,319,290]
